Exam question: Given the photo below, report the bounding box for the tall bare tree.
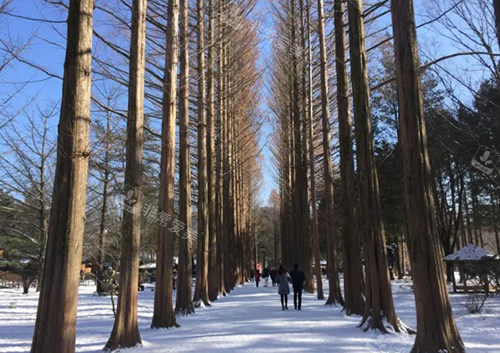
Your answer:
[0,108,55,291]
[31,1,94,351]
[176,0,194,315]
[334,0,364,315]
[391,0,465,350]
[216,0,226,296]
[305,0,323,300]
[317,0,343,306]
[207,0,219,302]
[151,0,179,329]
[347,0,403,331]
[105,0,147,349]
[193,0,211,307]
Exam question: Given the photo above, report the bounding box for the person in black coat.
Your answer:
[263,267,271,287]
[270,267,277,286]
[386,243,397,280]
[289,263,305,310]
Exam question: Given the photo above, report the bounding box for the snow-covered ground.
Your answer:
[1,277,499,352]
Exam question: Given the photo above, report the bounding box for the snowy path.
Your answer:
[1,278,499,352]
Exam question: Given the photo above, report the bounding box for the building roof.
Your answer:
[444,244,498,261]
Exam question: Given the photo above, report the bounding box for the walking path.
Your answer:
[1,278,499,352]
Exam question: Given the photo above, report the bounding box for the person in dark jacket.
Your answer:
[386,243,397,280]
[255,269,261,287]
[263,267,270,287]
[276,265,290,310]
[289,263,305,310]
[270,267,277,286]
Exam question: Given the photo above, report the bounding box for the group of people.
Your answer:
[277,264,305,310]
[251,266,280,288]
[252,263,306,311]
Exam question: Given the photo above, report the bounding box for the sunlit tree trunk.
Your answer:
[216,0,226,295]
[334,0,364,315]
[347,0,401,331]
[194,0,211,307]
[151,0,179,329]
[317,0,343,306]
[105,0,147,349]
[31,1,94,352]
[392,0,465,350]
[305,0,323,300]
[207,0,219,302]
[176,0,194,315]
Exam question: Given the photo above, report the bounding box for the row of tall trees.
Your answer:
[26,0,263,352]
[0,0,498,352]
[270,0,483,351]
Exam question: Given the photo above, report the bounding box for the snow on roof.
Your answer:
[139,257,179,269]
[139,262,156,269]
[444,244,498,261]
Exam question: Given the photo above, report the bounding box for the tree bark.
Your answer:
[151,0,179,329]
[347,0,401,331]
[317,0,343,306]
[216,0,226,295]
[463,184,473,243]
[31,1,94,352]
[306,0,323,300]
[391,0,465,350]
[36,122,49,293]
[175,0,194,315]
[494,0,500,51]
[334,0,364,316]
[105,0,147,349]
[194,0,211,307]
[96,113,111,295]
[492,193,500,255]
[207,0,219,302]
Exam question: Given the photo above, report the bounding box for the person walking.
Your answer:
[289,263,305,310]
[255,268,261,287]
[270,267,277,286]
[263,267,270,287]
[276,265,290,310]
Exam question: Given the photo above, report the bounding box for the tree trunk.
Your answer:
[305,0,323,300]
[31,1,94,352]
[334,0,364,316]
[105,0,147,349]
[97,107,111,295]
[216,0,226,295]
[193,0,211,307]
[151,0,179,329]
[297,0,314,294]
[391,0,465,350]
[494,0,500,51]
[207,0,219,302]
[463,184,473,243]
[492,193,500,255]
[317,0,343,306]
[175,0,194,315]
[37,129,49,293]
[347,0,402,331]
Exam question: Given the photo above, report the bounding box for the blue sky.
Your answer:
[1,0,278,205]
[1,0,496,207]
